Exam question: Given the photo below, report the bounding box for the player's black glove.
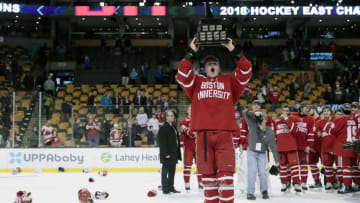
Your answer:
[320,167,325,175]
[269,165,279,176]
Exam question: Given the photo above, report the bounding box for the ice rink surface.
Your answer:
[1,171,359,203]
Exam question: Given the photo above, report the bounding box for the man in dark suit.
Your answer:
[159,110,181,194]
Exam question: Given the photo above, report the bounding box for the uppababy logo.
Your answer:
[9,152,22,164]
[9,151,84,165]
[101,153,112,163]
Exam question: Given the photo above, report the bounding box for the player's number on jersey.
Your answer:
[346,126,357,142]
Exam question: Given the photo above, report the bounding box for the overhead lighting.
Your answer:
[104,17,107,21]
[15,15,19,18]
[14,20,18,23]
[291,0,295,4]
[347,19,350,22]
[158,22,162,26]
[135,18,138,21]
[253,17,256,20]
[274,17,278,20]
[138,23,141,26]
[156,17,160,21]
[82,17,86,21]
[36,21,39,24]
[223,18,226,20]
[38,17,41,20]
[99,2,105,6]
[319,19,322,22]
[139,2,145,6]
[154,2,161,6]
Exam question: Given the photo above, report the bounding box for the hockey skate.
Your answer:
[281,184,288,192]
[309,181,322,189]
[294,184,302,192]
[301,183,308,190]
[325,183,332,190]
[198,182,204,190]
[332,182,339,190]
[185,183,190,192]
[337,185,353,194]
[352,184,360,192]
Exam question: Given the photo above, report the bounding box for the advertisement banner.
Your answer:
[0,148,275,171]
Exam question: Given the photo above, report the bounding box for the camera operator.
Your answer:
[243,109,279,200]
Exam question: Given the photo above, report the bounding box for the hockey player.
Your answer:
[176,37,252,203]
[180,106,203,191]
[41,120,56,146]
[273,105,301,192]
[308,105,322,188]
[316,106,338,190]
[110,124,123,147]
[332,103,360,193]
[290,102,316,190]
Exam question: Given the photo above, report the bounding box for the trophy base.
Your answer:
[199,40,229,46]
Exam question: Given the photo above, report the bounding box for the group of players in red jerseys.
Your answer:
[234,101,360,194]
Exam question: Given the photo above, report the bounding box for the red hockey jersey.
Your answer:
[290,112,315,150]
[180,116,196,150]
[316,117,336,153]
[176,57,252,130]
[332,116,357,157]
[312,117,322,152]
[110,129,123,144]
[41,125,55,144]
[273,116,298,152]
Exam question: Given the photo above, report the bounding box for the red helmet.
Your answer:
[147,190,157,197]
[78,188,91,203]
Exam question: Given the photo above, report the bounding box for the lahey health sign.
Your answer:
[1,2,360,16]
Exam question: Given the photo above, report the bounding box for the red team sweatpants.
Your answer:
[298,150,309,184]
[308,151,320,182]
[321,152,337,183]
[196,130,235,203]
[336,156,360,186]
[183,146,202,185]
[278,151,300,185]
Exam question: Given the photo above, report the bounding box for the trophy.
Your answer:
[196,3,228,46]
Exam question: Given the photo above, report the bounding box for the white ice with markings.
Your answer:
[0,171,359,202]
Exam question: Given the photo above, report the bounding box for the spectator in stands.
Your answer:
[85,116,101,147]
[161,96,168,112]
[29,126,39,148]
[243,84,252,101]
[23,73,34,91]
[168,97,178,114]
[144,92,153,117]
[87,90,97,114]
[122,96,131,114]
[147,66,156,86]
[56,42,66,61]
[324,86,335,105]
[289,79,296,100]
[303,82,310,100]
[334,84,343,104]
[129,68,138,84]
[260,84,270,102]
[121,121,130,147]
[44,73,55,96]
[147,125,155,146]
[155,107,164,127]
[269,85,280,111]
[139,65,148,84]
[43,93,53,120]
[133,90,146,108]
[121,63,130,86]
[112,92,121,114]
[110,123,122,147]
[155,67,163,84]
[131,119,143,147]
[73,118,85,146]
[61,102,72,121]
[163,66,171,84]
[100,118,112,145]
[0,59,5,75]
[344,88,352,103]
[84,56,91,69]
[281,48,289,62]
[297,72,308,91]
[351,84,359,102]
[256,91,266,107]
[148,114,160,136]
[100,93,111,114]
[11,58,21,90]
[136,107,148,132]
[260,63,269,85]
[0,122,9,147]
